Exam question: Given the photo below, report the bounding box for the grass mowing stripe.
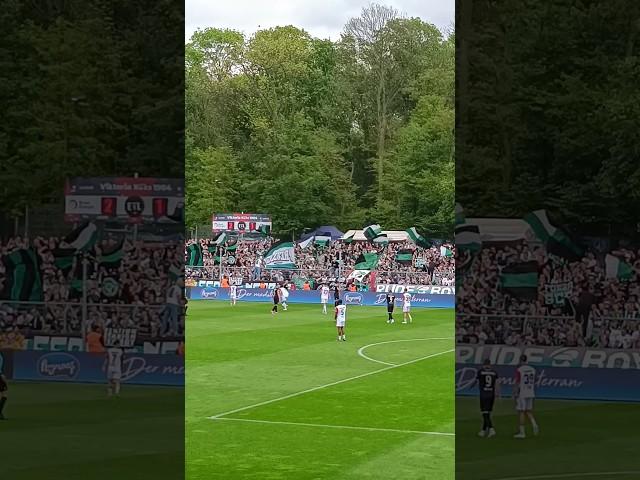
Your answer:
[208,348,454,419]
[212,417,455,436]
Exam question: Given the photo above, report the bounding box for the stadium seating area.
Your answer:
[0,235,184,342]
[457,242,640,349]
[185,236,455,288]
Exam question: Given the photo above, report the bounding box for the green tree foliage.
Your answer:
[186,4,454,237]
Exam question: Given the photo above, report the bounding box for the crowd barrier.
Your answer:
[187,286,454,308]
[456,344,640,402]
[7,350,183,386]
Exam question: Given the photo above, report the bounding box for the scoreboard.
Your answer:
[65,177,183,224]
[212,213,271,233]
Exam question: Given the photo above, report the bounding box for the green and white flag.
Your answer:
[314,235,331,247]
[440,246,453,257]
[213,232,227,245]
[406,227,431,248]
[455,203,465,225]
[455,224,481,252]
[524,210,583,260]
[98,238,125,268]
[363,224,383,241]
[264,241,296,269]
[605,254,634,280]
[64,222,97,252]
[298,236,313,249]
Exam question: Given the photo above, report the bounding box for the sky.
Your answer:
[185,0,454,43]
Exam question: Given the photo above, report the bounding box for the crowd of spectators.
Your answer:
[457,241,640,349]
[0,235,184,343]
[185,236,455,289]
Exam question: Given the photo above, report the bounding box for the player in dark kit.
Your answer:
[477,358,500,438]
[0,361,8,420]
[271,287,280,314]
[333,285,341,306]
[385,293,396,324]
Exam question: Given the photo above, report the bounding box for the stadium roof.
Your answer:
[342,230,409,242]
[467,217,533,241]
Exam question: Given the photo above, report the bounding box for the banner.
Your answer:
[544,280,572,305]
[264,241,296,269]
[13,351,183,386]
[375,284,455,295]
[187,287,454,308]
[17,335,181,354]
[456,344,640,369]
[0,350,13,379]
[455,364,640,402]
[65,177,184,224]
[212,213,271,233]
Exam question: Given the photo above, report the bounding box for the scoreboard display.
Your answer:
[212,213,271,233]
[65,177,183,224]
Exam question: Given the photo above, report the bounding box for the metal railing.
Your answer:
[0,300,179,342]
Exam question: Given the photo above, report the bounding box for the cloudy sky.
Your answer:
[185,0,454,43]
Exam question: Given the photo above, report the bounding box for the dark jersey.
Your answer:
[273,289,280,303]
[386,294,395,311]
[477,368,498,397]
[334,288,340,300]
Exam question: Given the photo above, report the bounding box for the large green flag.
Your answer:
[455,224,482,252]
[64,221,98,252]
[1,249,43,301]
[500,261,539,300]
[363,224,383,241]
[406,227,431,248]
[187,243,204,267]
[524,210,583,261]
[354,252,379,270]
[605,254,634,280]
[395,249,414,265]
[98,238,125,268]
[264,241,296,269]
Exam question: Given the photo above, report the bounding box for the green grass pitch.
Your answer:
[1,382,183,479]
[186,301,454,480]
[456,396,640,479]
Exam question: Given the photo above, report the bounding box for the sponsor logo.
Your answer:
[237,289,271,299]
[125,196,144,217]
[118,356,184,382]
[201,288,218,299]
[344,293,363,304]
[456,366,584,392]
[375,284,455,295]
[38,353,79,378]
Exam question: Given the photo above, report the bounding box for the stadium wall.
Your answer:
[186,287,455,308]
[7,351,183,386]
[456,344,640,402]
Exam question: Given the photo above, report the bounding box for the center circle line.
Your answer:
[357,337,453,366]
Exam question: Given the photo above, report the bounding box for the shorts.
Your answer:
[273,299,279,305]
[0,378,7,392]
[479,395,495,413]
[107,369,122,381]
[230,295,237,300]
[516,397,534,411]
[403,305,411,313]
[387,306,394,313]
[336,320,345,327]
[321,296,328,304]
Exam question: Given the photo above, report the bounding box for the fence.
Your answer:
[457,313,640,348]
[0,300,178,348]
[185,265,449,287]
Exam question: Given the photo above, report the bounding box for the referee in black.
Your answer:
[477,358,500,437]
[385,293,396,323]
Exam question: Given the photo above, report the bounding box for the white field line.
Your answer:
[492,472,640,480]
[212,417,454,437]
[208,348,454,419]
[357,337,453,366]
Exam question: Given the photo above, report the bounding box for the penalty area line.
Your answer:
[207,348,453,419]
[212,417,454,437]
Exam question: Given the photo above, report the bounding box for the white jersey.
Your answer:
[107,348,123,379]
[321,286,330,302]
[279,287,289,300]
[230,285,238,298]
[335,305,347,326]
[403,292,411,312]
[515,364,536,399]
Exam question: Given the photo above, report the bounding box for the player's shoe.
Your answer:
[402,320,408,324]
[513,432,526,439]
[487,428,496,438]
[532,425,539,436]
[477,430,486,437]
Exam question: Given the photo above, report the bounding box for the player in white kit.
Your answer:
[230,284,238,306]
[320,284,330,314]
[335,300,347,341]
[106,341,124,397]
[279,285,289,311]
[402,289,413,324]
[513,354,539,438]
